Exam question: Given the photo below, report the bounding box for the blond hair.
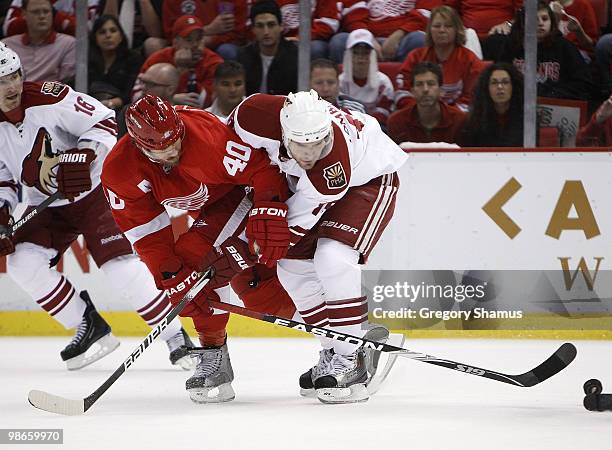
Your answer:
[425,6,466,47]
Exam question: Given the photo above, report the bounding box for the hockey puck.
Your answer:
[583,379,603,395]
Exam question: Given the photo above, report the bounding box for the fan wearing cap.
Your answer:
[338,29,394,128]
[101,94,296,403]
[161,0,249,61]
[0,43,197,373]
[228,90,408,404]
[131,15,223,108]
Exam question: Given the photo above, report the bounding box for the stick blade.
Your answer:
[28,390,85,416]
[513,342,577,387]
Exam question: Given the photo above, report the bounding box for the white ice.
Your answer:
[1,337,610,450]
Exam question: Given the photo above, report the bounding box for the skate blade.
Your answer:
[188,383,235,404]
[299,388,316,398]
[173,355,195,371]
[65,334,120,371]
[367,332,405,395]
[316,383,369,404]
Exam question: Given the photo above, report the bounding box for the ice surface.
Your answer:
[1,337,610,450]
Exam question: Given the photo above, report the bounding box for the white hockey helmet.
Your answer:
[0,43,21,77]
[280,89,332,149]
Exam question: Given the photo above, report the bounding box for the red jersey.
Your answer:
[278,0,340,40]
[100,107,287,283]
[366,0,442,38]
[577,113,612,147]
[130,47,223,106]
[161,0,249,47]
[559,0,599,53]
[395,45,485,111]
[443,0,522,39]
[338,0,368,32]
[387,101,466,144]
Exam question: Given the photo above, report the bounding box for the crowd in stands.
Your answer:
[0,0,609,146]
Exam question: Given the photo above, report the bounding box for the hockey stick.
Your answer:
[207,299,577,388]
[28,271,212,416]
[10,191,62,234]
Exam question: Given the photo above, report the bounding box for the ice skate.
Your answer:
[362,324,405,394]
[60,291,120,370]
[165,327,195,370]
[186,342,235,403]
[314,348,369,404]
[299,348,334,397]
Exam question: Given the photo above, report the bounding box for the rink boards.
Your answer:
[1,149,612,338]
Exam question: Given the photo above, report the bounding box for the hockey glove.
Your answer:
[0,204,14,256]
[246,201,290,267]
[56,148,96,201]
[200,237,257,290]
[159,257,212,318]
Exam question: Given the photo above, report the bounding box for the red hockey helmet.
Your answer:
[126,94,185,152]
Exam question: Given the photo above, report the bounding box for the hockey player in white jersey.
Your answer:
[0,43,194,370]
[228,90,407,403]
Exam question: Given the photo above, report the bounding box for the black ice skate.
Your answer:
[314,348,369,404]
[299,348,334,397]
[186,342,235,403]
[60,291,120,370]
[165,327,195,370]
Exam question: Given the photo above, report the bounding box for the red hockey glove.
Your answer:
[200,237,258,290]
[246,201,290,267]
[55,148,96,201]
[0,205,14,257]
[159,258,212,318]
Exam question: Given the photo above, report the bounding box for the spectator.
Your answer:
[548,0,598,59]
[89,15,143,110]
[101,0,164,54]
[237,0,297,96]
[395,5,485,112]
[117,62,179,137]
[339,29,393,127]
[595,34,611,95]
[460,62,526,147]
[161,0,248,60]
[444,0,522,41]
[3,0,98,37]
[131,15,223,108]
[388,62,465,144]
[2,0,75,83]
[329,0,441,63]
[494,1,593,101]
[577,94,612,146]
[310,58,366,113]
[205,60,245,119]
[277,0,340,59]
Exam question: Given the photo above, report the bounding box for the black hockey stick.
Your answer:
[28,271,212,416]
[10,191,62,234]
[208,299,577,388]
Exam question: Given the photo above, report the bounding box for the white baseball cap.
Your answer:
[346,29,376,49]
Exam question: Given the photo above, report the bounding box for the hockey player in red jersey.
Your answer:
[0,43,194,371]
[101,95,296,403]
[228,90,407,404]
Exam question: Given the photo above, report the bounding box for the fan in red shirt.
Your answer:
[577,94,612,147]
[131,15,223,108]
[395,5,485,111]
[161,0,249,60]
[101,95,295,404]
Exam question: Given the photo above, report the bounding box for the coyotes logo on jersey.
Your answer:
[21,127,59,196]
[323,161,347,190]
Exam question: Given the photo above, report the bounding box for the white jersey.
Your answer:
[229,93,407,237]
[0,81,117,211]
